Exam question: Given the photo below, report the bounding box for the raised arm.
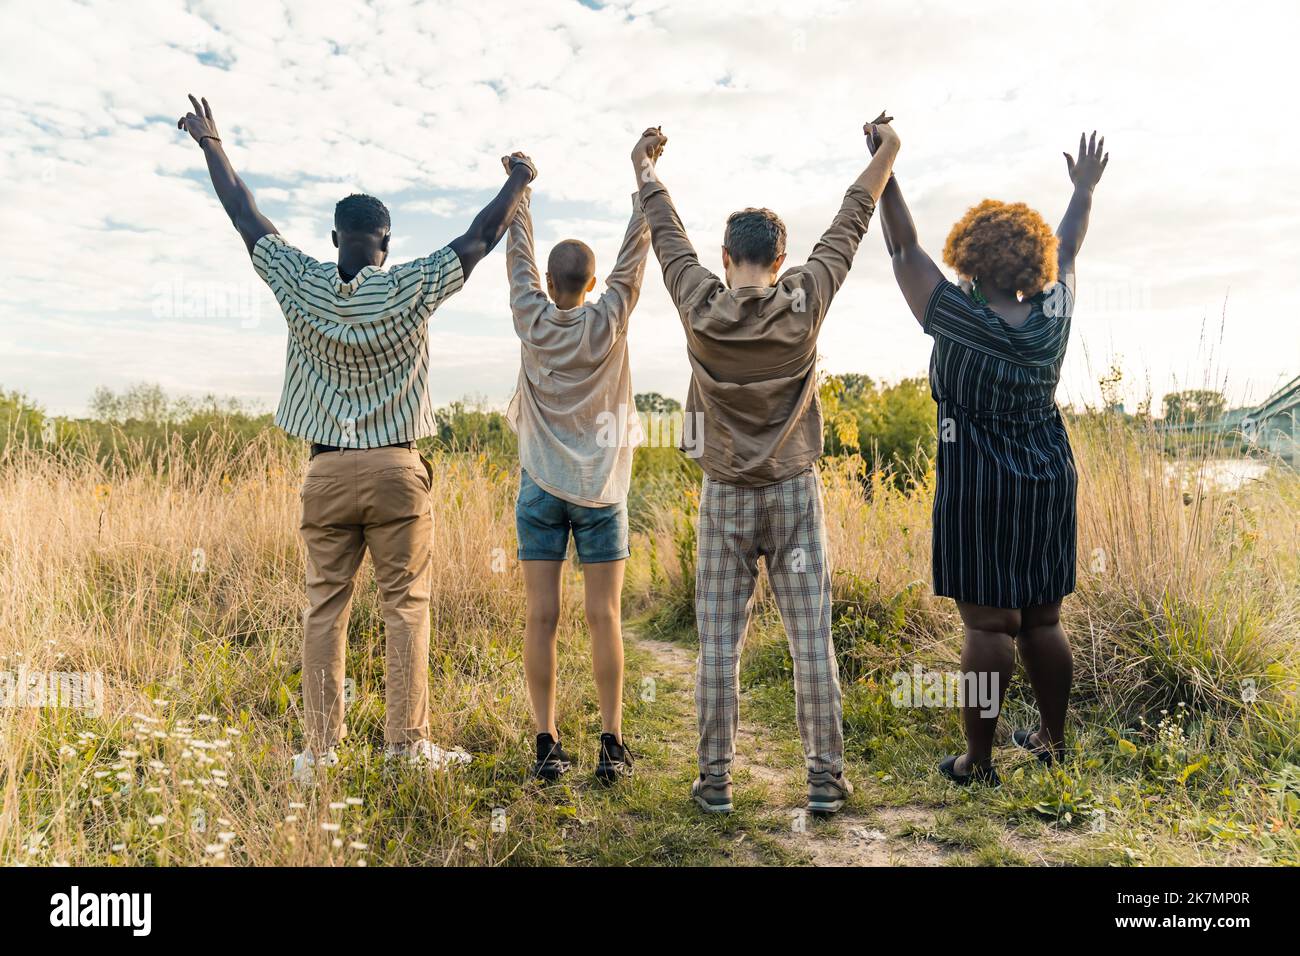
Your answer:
[450,153,536,281]
[177,95,277,256]
[852,114,901,204]
[876,176,945,325]
[501,155,547,331]
[794,113,902,322]
[631,127,720,312]
[1056,131,1108,286]
[596,193,652,336]
[865,115,944,326]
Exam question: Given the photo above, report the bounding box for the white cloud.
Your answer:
[0,0,1296,416]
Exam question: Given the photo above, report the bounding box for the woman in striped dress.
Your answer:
[869,124,1108,784]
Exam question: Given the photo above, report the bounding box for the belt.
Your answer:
[934,389,1058,423]
[310,441,413,459]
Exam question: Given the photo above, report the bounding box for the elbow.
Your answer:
[482,223,512,257]
[891,244,917,268]
[459,234,489,263]
[233,208,257,233]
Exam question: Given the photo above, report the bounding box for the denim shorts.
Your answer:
[515,470,629,563]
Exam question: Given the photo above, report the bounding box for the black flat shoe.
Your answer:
[1011,729,1056,766]
[938,754,1001,787]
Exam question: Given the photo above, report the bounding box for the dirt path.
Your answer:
[633,634,950,866]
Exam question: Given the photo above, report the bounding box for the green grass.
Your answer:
[719,611,1300,866]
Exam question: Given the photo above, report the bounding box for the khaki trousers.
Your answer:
[298,446,434,752]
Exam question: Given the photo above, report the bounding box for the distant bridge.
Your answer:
[1241,374,1299,465]
[1155,375,1299,466]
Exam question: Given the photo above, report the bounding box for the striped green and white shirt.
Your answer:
[251,233,464,447]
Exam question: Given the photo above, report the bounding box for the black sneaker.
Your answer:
[595,733,633,783]
[532,733,571,781]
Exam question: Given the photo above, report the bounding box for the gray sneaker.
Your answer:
[691,774,734,814]
[807,770,853,814]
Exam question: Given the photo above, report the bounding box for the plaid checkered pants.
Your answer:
[695,468,844,778]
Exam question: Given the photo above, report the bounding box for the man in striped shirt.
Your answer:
[178,94,536,781]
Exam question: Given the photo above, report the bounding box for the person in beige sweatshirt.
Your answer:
[630,117,900,815]
[500,144,656,784]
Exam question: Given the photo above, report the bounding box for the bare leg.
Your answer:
[522,560,564,739]
[1016,601,1072,758]
[953,601,1018,773]
[582,559,627,739]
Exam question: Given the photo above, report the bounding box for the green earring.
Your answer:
[970,277,988,306]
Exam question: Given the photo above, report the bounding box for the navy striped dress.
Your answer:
[923,279,1077,609]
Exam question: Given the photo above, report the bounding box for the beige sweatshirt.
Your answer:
[505,189,651,506]
[638,178,877,486]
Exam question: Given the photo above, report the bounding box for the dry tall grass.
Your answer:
[0,434,598,865]
[2,415,1296,865]
[632,416,1300,753]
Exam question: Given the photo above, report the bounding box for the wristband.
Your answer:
[199,135,222,147]
[509,155,537,182]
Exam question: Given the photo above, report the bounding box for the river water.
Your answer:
[1165,458,1273,491]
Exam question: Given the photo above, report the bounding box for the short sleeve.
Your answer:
[922,279,978,339]
[250,233,318,294]
[391,245,466,314]
[1039,279,1074,321]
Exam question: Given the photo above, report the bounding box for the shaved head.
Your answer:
[547,240,596,298]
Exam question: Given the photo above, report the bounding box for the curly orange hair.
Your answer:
[942,199,1059,297]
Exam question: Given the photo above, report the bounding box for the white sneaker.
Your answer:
[291,748,339,785]
[383,739,472,771]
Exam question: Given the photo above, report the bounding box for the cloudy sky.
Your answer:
[1,0,1297,416]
